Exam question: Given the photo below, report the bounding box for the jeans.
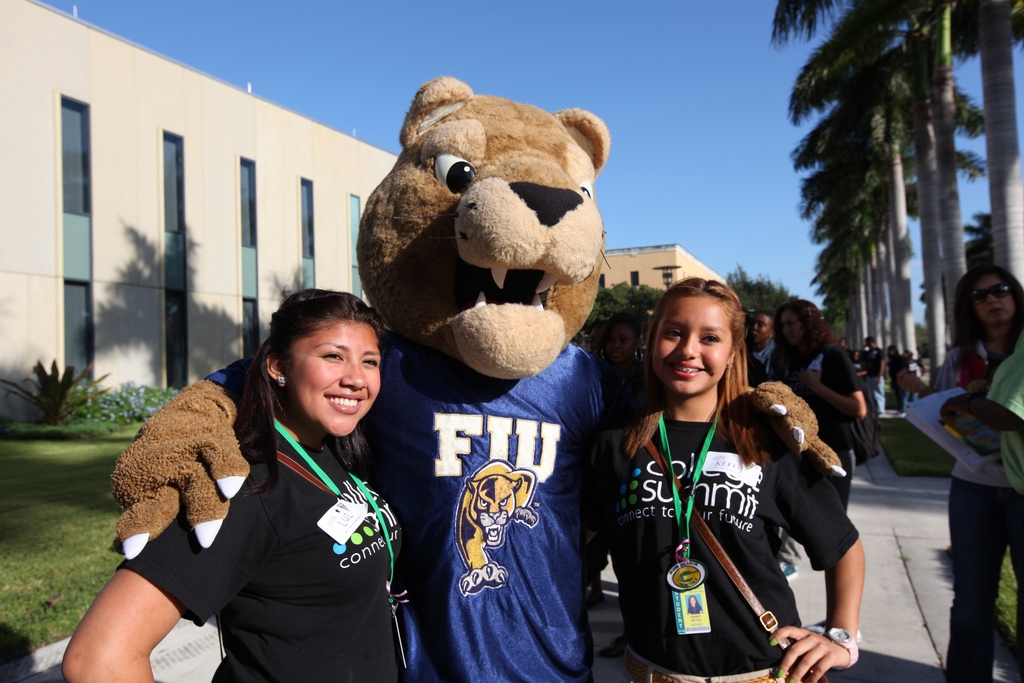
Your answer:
[946,477,1024,682]
[865,376,886,415]
[894,384,909,413]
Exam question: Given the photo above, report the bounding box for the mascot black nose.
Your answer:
[509,182,584,228]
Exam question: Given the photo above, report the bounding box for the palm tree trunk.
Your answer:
[883,226,901,350]
[979,0,1024,281]
[865,258,878,342]
[912,35,947,370]
[857,274,869,346]
[888,149,918,355]
[877,232,893,349]
[933,5,967,317]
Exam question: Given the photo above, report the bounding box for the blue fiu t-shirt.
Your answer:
[210,333,632,682]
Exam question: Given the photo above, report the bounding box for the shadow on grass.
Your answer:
[0,622,32,667]
[0,427,141,546]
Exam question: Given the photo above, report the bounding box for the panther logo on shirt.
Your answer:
[455,460,539,595]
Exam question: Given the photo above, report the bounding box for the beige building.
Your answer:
[0,0,397,420]
[601,244,724,290]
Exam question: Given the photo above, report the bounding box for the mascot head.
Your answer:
[357,77,611,379]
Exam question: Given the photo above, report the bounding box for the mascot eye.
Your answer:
[434,154,476,194]
[580,182,594,200]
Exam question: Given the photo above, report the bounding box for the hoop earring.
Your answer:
[276,375,286,386]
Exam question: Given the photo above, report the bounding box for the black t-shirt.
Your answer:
[863,346,884,376]
[887,353,905,381]
[781,345,860,452]
[126,435,401,682]
[587,420,857,676]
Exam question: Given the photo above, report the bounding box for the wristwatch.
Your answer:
[826,627,859,668]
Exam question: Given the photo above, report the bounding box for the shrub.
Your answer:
[0,361,109,426]
[72,382,178,426]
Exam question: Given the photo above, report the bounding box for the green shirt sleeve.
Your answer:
[987,335,1024,494]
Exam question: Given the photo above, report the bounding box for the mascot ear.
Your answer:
[553,108,611,175]
[400,76,475,148]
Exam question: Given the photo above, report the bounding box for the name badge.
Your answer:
[317,499,368,545]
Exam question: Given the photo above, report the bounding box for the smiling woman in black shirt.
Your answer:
[588,279,863,683]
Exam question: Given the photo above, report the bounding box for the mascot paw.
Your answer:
[747,382,844,478]
[511,506,539,527]
[459,563,509,596]
[111,380,246,552]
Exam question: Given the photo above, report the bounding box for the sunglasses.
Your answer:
[971,281,1012,304]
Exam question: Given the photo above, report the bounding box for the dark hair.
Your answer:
[597,311,642,360]
[624,278,776,467]
[235,289,387,489]
[952,264,1024,356]
[774,300,835,372]
[754,310,775,321]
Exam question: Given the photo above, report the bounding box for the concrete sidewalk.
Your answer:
[3,453,1019,682]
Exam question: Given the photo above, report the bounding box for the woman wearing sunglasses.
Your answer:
[898,264,1024,682]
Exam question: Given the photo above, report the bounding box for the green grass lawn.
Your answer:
[880,415,957,477]
[0,425,141,664]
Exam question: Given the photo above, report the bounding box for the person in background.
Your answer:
[862,337,886,416]
[898,265,1024,683]
[597,312,646,407]
[63,290,401,683]
[887,345,907,416]
[901,350,922,405]
[588,279,863,683]
[775,300,866,510]
[749,310,779,382]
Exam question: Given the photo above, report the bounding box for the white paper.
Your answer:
[904,387,1002,471]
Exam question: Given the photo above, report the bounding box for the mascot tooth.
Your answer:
[109,76,833,682]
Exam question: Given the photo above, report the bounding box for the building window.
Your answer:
[301,179,315,289]
[163,133,187,386]
[240,159,258,356]
[599,274,605,288]
[630,271,639,287]
[240,159,257,248]
[63,282,93,375]
[61,97,93,372]
[350,195,361,297]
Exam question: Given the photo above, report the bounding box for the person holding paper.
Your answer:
[63,290,402,683]
[899,265,1024,683]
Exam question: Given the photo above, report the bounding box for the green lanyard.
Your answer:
[657,413,718,561]
[273,420,396,602]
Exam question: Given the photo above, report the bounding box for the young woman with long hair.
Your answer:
[898,264,1024,682]
[774,300,867,509]
[588,278,864,683]
[63,290,401,682]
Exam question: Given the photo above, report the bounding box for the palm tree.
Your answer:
[978,0,1024,280]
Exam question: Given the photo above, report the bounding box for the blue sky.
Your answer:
[41,0,1024,322]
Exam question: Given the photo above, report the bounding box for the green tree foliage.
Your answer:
[965,211,993,269]
[726,266,798,314]
[584,283,664,333]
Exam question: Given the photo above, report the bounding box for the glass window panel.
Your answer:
[301,179,314,259]
[61,98,90,215]
[302,257,315,289]
[163,134,184,234]
[241,246,258,299]
[165,290,187,387]
[350,195,361,297]
[63,281,92,374]
[165,232,186,291]
[63,213,91,281]
[630,271,640,287]
[240,159,256,247]
[242,298,259,358]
